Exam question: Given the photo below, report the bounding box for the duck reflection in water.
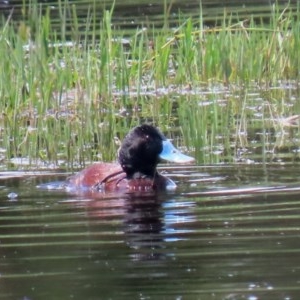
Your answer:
[124,194,165,260]
[86,189,197,263]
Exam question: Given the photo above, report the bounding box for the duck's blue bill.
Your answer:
[159,140,194,163]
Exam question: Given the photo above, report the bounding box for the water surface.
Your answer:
[0,164,299,299]
[1,0,296,33]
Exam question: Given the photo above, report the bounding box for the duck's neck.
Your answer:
[127,170,158,180]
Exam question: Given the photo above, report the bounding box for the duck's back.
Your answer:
[66,163,124,191]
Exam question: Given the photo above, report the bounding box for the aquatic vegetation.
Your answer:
[0,1,299,169]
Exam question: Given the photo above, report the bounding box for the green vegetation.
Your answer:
[0,1,299,169]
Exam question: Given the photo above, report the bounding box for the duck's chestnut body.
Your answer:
[65,124,194,193]
[65,162,176,192]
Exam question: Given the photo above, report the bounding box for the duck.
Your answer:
[65,124,194,193]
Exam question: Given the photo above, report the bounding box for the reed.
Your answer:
[0,1,299,169]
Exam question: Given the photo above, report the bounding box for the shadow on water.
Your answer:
[0,164,299,299]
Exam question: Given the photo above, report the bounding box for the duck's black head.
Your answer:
[118,124,194,178]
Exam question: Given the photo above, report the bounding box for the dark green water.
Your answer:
[1,0,296,33]
[0,164,300,299]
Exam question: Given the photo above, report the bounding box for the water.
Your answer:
[1,0,295,34]
[0,164,300,299]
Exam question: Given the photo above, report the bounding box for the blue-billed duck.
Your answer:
[65,124,194,192]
